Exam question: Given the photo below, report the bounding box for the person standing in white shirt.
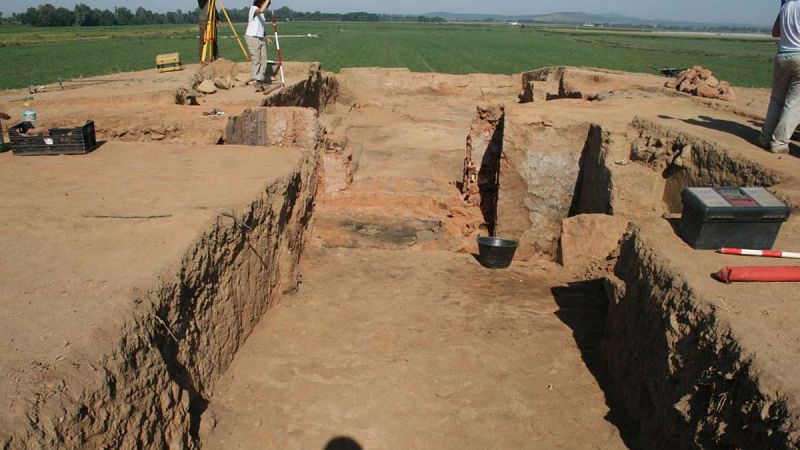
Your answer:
[761,0,800,153]
[245,0,273,91]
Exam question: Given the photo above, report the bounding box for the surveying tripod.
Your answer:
[200,0,249,64]
[198,1,285,86]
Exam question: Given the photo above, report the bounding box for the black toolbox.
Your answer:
[679,187,790,250]
[9,120,96,156]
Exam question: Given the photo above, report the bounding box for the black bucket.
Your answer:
[477,236,519,269]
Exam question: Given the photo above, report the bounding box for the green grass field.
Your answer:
[0,22,778,90]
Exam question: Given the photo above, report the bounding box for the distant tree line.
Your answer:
[268,7,445,23]
[1,4,444,26]
[6,4,199,26]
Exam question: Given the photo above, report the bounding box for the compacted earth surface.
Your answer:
[1,60,799,449]
[204,249,625,450]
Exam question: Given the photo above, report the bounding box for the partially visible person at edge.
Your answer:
[0,111,10,151]
[760,0,800,154]
[245,0,273,92]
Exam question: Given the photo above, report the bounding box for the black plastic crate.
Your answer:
[679,187,790,250]
[9,120,96,156]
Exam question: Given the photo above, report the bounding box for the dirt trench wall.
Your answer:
[601,227,800,450]
[571,119,782,220]
[1,152,320,450]
[518,67,564,102]
[462,104,505,233]
[263,63,339,112]
[224,107,321,148]
[630,118,781,213]
[570,124,615,216]
[518,66,639,102]
[321,133,353,197]
[495,109,587,260]
[571,122,670,219]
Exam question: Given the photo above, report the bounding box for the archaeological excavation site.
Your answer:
[1,60,799,450]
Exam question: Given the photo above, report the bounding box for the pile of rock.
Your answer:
[175,60,257,105]
[673,66,735,101]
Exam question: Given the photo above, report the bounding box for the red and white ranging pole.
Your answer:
[718,248,800,259]
[271,10,286,87]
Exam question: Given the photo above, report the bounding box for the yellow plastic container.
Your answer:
[156,53,183,73]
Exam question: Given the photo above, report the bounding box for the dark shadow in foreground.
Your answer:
[551,280,643,450]
[324,436,363,450]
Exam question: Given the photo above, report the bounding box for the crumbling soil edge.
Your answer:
[630,117,785,211]
[263,63,339,112]
[1,148,320,449]
[599,227,800,450]
[563,117,798,448]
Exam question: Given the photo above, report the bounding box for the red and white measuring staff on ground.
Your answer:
[719,248,800,259]
[270,10,286,87]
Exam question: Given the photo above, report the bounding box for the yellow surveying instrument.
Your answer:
[201,0,250,64]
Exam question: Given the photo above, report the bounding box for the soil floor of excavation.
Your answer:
[204,69,629,450]
[203,248,626,450]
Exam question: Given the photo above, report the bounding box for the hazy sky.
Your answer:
[0,0,777,26]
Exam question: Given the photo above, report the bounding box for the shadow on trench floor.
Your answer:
[551,279,644,450]
[324,436,364,450]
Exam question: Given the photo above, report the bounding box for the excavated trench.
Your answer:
[464,100,792,449]
[12,67,796,449]
[195,71,790,449]
[0,70,334,448]
[1,145,321,449]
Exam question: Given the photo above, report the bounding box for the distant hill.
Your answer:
[423,11,654,24]
[527,12,644,25]
[422,11,770,31]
